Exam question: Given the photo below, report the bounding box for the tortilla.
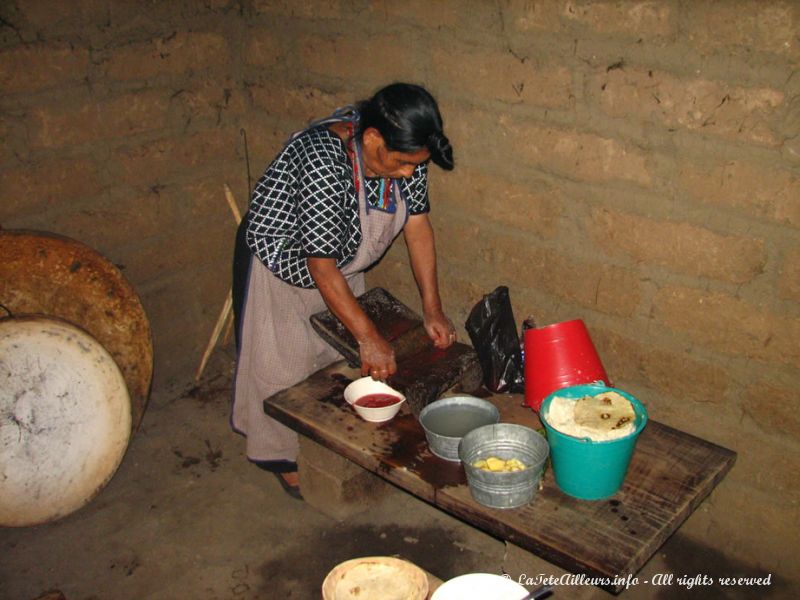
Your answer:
[573,391,636,433]
[321,557,428,600]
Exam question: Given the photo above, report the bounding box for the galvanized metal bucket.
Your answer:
[459,423,550,509]
[419,396,500,462]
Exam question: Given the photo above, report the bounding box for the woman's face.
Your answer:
[361,128,430,179]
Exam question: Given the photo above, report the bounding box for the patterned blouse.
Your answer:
[246,125,430,289]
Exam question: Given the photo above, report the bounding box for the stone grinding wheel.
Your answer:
[0,229,153,429]
[0,316,132,526]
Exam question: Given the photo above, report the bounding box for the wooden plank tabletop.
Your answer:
[264,361,736,594]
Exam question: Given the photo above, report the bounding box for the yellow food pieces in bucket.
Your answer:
[472,456,527,472]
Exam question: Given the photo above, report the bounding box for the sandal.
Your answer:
[271,471,304,501]
[249,460,304,500]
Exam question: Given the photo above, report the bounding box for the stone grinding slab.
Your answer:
[310,287,480,416]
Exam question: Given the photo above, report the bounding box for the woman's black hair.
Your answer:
[356,83,454,171]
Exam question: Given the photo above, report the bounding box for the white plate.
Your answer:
[432,573,528,600]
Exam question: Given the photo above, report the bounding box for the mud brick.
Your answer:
[297,437,393,521]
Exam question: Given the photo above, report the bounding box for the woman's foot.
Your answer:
[272,471,303,500]
[278,471,300,487]
[249,460,303,500]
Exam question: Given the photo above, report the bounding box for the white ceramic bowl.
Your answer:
[432,573,528,600]
[322,556,428,600]
[343,377,406,423]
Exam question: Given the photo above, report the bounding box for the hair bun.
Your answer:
[427,131,454,171]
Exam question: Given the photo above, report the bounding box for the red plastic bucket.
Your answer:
[523,319,609,411]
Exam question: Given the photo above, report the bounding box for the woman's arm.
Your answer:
[403,213,455,349]
[307,257,396,379]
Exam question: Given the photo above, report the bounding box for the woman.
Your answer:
[232,83,457,499]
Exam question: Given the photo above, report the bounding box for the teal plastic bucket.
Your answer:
[540,383,648,500]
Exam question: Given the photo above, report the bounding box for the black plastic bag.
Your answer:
[465,286,525,393]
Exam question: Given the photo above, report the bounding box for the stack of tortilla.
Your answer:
[546,391,636,441]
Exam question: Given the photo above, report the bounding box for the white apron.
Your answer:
[232,128,408,462]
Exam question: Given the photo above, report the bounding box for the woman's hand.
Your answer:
[424,308,457,350]
[308,257,395,380]
[358,332,397,380]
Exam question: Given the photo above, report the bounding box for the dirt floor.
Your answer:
[1,346,791,600]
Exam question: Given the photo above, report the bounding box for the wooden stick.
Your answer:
[195,290,233,382]
[195,183,245,382]
[224,183,243,224]
[221,309,234,346]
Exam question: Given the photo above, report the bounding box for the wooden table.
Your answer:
[264,362,736,594]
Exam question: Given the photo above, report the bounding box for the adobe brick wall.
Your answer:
[1,0,797,583]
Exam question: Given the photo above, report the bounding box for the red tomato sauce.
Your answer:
[355,393,401,409]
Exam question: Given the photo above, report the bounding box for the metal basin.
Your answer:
[418,396,500,462]
[459,423,550,509]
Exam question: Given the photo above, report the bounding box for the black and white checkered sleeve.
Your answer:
[401,161,431,215]
[296,132,350,259]
[246,128,354,288]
